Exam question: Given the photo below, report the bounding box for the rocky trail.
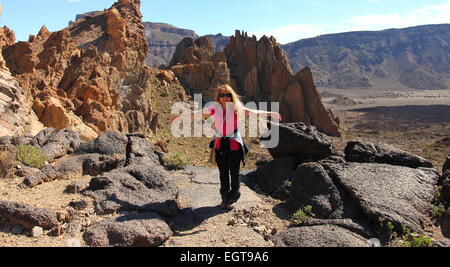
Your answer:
[164,167,290,247]
[1,123,449,247]
[0,130,290,247]
[0,165,289,247]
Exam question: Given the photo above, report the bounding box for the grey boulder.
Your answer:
[273,224,369,247]
[83,212,172,247]
[0,200,59,230]
[30,128,82,161]
[345,141,433,168]
[264,123,338,162]
[255,157,298,199]
[21,153,126,188]
[75,131,128,156]
[84,163,179,217]
[287,161,439,234]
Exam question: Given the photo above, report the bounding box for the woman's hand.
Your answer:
[271,112,282,122]
[170,114,180,122]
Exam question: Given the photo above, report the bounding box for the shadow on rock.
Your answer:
[170,206,229,232]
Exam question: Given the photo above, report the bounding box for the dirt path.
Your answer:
[164,167,290,247]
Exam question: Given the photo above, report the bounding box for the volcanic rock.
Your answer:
[440,156,450,203]
[272,223,368,247]
[29,128,82,161]
[169,36,230,101]
[255,157,298,199]
[1,27,44,137]
[3,0,156,135]
[264,122,338,161]
[84,163,179,217]
[287,161,439,233]
[444,155,450,174]
[0,200,59,230]
[83,212,173,247]
[345,140,434,168]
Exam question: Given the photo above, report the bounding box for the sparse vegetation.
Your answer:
[432,204,446,220]
[379,218,399,240]
[163,152,188,170]
[401,234,435,247]
[292,205,315,225]
[16,145,47,169]
[378,218,436,247]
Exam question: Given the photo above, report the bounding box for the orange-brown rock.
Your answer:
[0,26,16,72]
[223,30,341,136]
[37,26,50,38]
[0,26,15,47]
[1,27,44,137]
[157,70,176,83]
[225,31,292,102]
[2,0,155,136]
[294,67,341,137]
[169,36,230,101]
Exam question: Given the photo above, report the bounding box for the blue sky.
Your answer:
[1,0,450,44]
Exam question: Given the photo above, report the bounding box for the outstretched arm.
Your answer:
[243,107,282,121]
[171,109,211,122]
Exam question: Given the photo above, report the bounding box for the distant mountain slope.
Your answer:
[144,22,198,67]
[282,24,450,90]
[205,33,230,52]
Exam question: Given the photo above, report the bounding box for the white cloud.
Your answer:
[251,24,344,44]
[347,1,450,30]
[252,1,450,44]
[67,0,82,3]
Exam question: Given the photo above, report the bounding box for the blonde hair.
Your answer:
[214,85,244,115]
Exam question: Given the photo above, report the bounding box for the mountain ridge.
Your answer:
[282,23,450,90]
[146,23,450,90]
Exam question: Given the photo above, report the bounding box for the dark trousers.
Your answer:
[215,150,242,204]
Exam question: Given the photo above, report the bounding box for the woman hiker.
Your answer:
[171,85,282,210]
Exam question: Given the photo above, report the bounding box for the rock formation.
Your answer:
[83,212,173,247]
[264,122,338,161]
[225,31,340,136]
[2,0,158,138]
[0,128,179,247]
[168,36,231,101]
[169,31,341,136]
[0,27,44,137]
[345,141,434,169]
[253,123,440,246]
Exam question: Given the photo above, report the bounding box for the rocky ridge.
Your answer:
[0,27,43,137]
[2,0,162,139]
[283,24,450,90]
[169,31,341,137]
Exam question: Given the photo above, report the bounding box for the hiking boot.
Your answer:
[226,199,238,210]
[226,203,236,210]
[218,199,228,209]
